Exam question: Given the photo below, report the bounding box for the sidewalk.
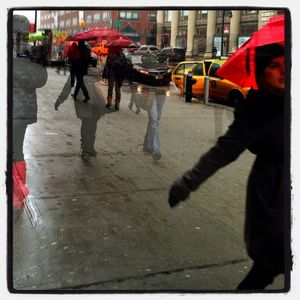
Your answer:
[12,67,285,292]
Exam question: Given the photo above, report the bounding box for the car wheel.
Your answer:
[229,91,244,107]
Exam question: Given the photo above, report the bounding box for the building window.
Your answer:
[86,15,92,24]
[119,11,140,20]
[102,11,110,20]
[241,10,258,15]
[197,10,208,20]
[164,11,172,22]
[240,22,258,35]
[179,10,189,21]
[93,13,100,22]
[72,17,77,26]
[132,12,139,20]
[216,10,233,18]
[65,19,71,26]
[59,20,65,28]
[148,13,156,22]
[196,27,206,36]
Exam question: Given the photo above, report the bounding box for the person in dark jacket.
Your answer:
[72,40,91,103]
[66,42,80,87]
[168,43,288,290]
[103,47,126,110]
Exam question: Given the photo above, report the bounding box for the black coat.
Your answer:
[178,88,285,272]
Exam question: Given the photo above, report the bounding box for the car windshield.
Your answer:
[129,54,159,64]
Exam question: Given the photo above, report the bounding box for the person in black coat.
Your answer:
[168,43,288,290]
[72,40,91,103]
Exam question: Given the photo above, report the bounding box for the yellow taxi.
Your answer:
[172,59,250,106]
[92,42,109,56]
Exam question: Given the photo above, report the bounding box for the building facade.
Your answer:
[157,9,282,57]
[39,9,281,56]
[39,10,157,45]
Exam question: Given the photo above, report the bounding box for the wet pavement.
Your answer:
[12,66,284,292]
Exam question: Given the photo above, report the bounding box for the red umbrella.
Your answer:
[69,27,122,42]
[216,14,285,89]
[106,37,133,48]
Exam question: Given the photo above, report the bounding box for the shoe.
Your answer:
[71,93,78,101]
[115,103,120,111]
[143,147,152,155]
[83,97,90,103]
[88,149,97,156]
[106,103,112,109]
[152,152,162,161]
[81,150,90,162]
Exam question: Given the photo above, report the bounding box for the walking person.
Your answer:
[129,83,166,161]
[55,73,106,161]
[103,47,126,110]
[72,40,91,103]
[168,43,288,290]
[66,42,80,87]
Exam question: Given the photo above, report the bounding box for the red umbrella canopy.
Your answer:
[106,37,133,48]
[69,27,123,42]
[216,14,285,89]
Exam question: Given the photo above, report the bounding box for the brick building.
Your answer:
[39,10,157,45]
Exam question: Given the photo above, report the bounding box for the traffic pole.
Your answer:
[204,76,209,105]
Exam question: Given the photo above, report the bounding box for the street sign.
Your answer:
[115,20,122,28]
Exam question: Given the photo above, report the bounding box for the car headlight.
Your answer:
[139,69,149,75]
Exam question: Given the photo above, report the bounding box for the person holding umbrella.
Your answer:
[168,17,289,290]
[102,46,127,110]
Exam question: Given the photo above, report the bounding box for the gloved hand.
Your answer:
[54,101,60,111]
[168,178,190,208]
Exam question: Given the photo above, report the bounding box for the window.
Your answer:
[59,20,65,28]
[208,63,221,77]
[240,23,258,35]
[241,10,257,15]
[93,13,100,22]
[164,11,172,22]
[217,10,232,18]
[119,11,140,20]
[132,12,139,20]
[72,17,77,26]
[149,46,159,52]
[102,11,110,20]
[192,63,204,76]
[86,15,92,24]
[179,10,189,21]
[65,19,71,26]
[148,13,156,21]
[197,10,208,20]
[174,63,195,75]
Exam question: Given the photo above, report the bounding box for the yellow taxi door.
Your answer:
[172,62,196,94]
[191,62,205,97]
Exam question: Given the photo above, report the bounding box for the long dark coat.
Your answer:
[178,88,285,272]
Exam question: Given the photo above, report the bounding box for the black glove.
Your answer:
[168,179,190,208]
[54,101,60,111]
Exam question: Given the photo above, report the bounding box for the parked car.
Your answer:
[172,59,250,106]
[126,53,172,86]
[158,47,186,62]
[135,45,160,56]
